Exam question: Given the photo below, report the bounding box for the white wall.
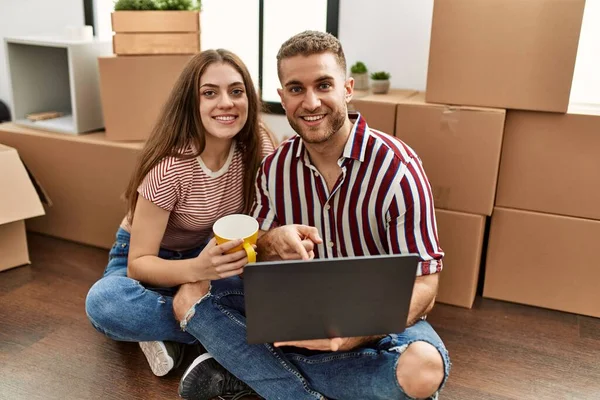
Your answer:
[569,0,600,105]
[339,0,434,91]
[265,0,435,140]
[0,0,85,110]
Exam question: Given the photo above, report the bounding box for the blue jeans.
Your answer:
[85,227,205,344]
[183,276,451,400]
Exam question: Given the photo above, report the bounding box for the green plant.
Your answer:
[114,0,159,10]
[350,61,367,74]
[370,71,391,80]
[156,0,201,10]
[114,0,201,10]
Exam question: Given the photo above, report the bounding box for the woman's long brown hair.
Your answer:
[124,49,263,223]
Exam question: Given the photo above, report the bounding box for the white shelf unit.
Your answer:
[5,36,112,134]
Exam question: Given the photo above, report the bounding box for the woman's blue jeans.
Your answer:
[85,227,204,344]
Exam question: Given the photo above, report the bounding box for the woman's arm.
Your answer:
[127,197,251,287]
[127,196,198,287]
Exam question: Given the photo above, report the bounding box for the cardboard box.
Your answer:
[111,11,200,33]
[0,144,45,271]
[0,123,143,249]
[396,93,505,216]
[435,209,486,308]
[111,11,200,56]
[426,0,585,112]
[113,33,200,56]
[349,89,417,135]
[496,108,600,220]
[98,55,192,141]
[484,207,600,318]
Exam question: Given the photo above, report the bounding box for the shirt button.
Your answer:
[313,171,319,177]
[324,204,330,211]
[328,241,334,248]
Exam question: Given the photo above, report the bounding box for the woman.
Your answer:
[85,49,275,378]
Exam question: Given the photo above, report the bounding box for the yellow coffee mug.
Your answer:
[213,214,258,263]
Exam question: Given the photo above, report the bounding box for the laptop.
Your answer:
[243,254,420,344]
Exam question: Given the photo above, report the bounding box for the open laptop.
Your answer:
[243,254,420,344]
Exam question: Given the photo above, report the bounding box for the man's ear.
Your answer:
[344,77,354,103]
[277,88,286,111]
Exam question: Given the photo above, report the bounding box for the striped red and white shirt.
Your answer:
[122,134,275,251]
[251,113,443,276]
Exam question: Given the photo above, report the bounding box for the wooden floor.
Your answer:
[1,233,599,400]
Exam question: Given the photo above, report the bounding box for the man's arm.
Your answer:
[407,273,438,326]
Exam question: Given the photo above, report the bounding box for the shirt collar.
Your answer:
[293,112,371,163]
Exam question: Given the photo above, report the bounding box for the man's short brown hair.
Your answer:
[276,30,347,80]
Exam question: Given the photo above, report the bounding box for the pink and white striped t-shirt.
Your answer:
[122,134,274,251]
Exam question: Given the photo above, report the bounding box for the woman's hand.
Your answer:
[190,238,252,281]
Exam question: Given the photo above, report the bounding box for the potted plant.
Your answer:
[112,0,201,55]
[350,61,369,91]
[114,0,158,10]
[370,71,391,94]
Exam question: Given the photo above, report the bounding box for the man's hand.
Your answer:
[257,224,323,261]
[273,335,381,352]
[273,338,349,352]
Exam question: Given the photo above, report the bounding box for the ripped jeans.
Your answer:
[181,277,451,400]
[85,227,204,344]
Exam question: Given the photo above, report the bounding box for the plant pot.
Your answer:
[111,11,200,55]
[351,72,369,91]
[370,79,390,94]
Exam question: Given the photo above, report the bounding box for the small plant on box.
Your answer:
[370,71,391,80]
[350,61,369,91]
[156,0,201,10]
[351,61,367,74]
[114,0,200,10]
[370,71,391,94]
[114,0,159,10]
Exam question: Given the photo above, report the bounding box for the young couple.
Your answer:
[86,31,450,400]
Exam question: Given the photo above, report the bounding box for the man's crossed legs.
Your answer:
[174,277,451,400]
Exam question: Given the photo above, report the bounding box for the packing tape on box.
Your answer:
[440,107,460,135]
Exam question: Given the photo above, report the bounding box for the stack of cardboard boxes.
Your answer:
[99,11,199,141]
[486,108,600,318]
[351,0,593,314]
[0,12,201,270]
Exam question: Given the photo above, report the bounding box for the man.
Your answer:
[173,30,450,400]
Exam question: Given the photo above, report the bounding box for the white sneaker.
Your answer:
[139,340,183,377]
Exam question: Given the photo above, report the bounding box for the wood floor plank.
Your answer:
[1,233,599,400]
